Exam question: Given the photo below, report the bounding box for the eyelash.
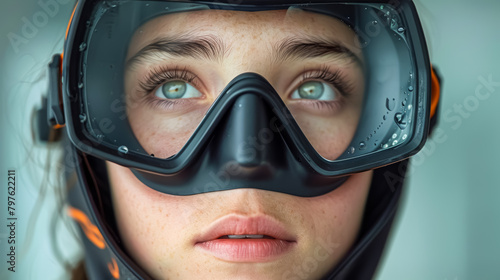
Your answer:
[297,65,353,97]
[138,66,200,96]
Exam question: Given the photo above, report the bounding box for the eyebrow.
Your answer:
[126,35,227,68]
[126,34,362,69]
[272,37,363,66]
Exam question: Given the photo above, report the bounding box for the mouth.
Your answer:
[194,215,297,262]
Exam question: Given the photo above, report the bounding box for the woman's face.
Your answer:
[109,8,371,280]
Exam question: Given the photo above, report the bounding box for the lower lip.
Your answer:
[195,239,295,262]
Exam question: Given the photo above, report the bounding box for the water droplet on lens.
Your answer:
[150,154,155,157]
[408,86,414,92]
[386,98,395,111]
[118,145,129,154]
[79,114,86,123]
[394,112,408,129]
[359,142,366,150]
[79,43,87,52]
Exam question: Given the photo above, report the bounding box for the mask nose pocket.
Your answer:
[209,93,282,180]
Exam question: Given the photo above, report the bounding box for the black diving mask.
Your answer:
[50,0,436,196]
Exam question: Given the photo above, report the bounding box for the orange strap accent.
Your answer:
[430,67,440,119]
[67,206,106,249]
[108,258,120,279]
[65,3,78,40]
[53,124,66,129]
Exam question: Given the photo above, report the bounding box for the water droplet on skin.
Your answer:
[118,146,129,154]
[359,142,367,150]
[386,98,395,111]
[79,114,86,123]
[79,43,87,52]
[408,86,414,92]
[394,112,408,129]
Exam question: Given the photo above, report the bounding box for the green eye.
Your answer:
[298,81,324,99]
[291,81,337,101]
[161,81,187,99]
[155,80,201,99]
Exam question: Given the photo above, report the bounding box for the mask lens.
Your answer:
[77,1,420,164]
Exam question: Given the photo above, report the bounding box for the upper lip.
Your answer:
[194,215,296,243]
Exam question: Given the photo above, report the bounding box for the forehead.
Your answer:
[128,9,359,55]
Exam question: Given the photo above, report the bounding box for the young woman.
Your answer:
[41,0,441,279]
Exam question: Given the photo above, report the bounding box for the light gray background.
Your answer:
[1,0,499,279]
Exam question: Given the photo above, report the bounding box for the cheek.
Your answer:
[295,171,372,276]
[127,107,206,158]
[108,162,206,273]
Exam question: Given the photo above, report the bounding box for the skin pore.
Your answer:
[108,8,372,280]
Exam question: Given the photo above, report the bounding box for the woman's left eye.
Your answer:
[154,80,202,99]
[291,81,338,101]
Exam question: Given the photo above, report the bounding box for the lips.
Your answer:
[194,215,297,262]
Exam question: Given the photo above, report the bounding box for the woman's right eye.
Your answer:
[155,80,202,99]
